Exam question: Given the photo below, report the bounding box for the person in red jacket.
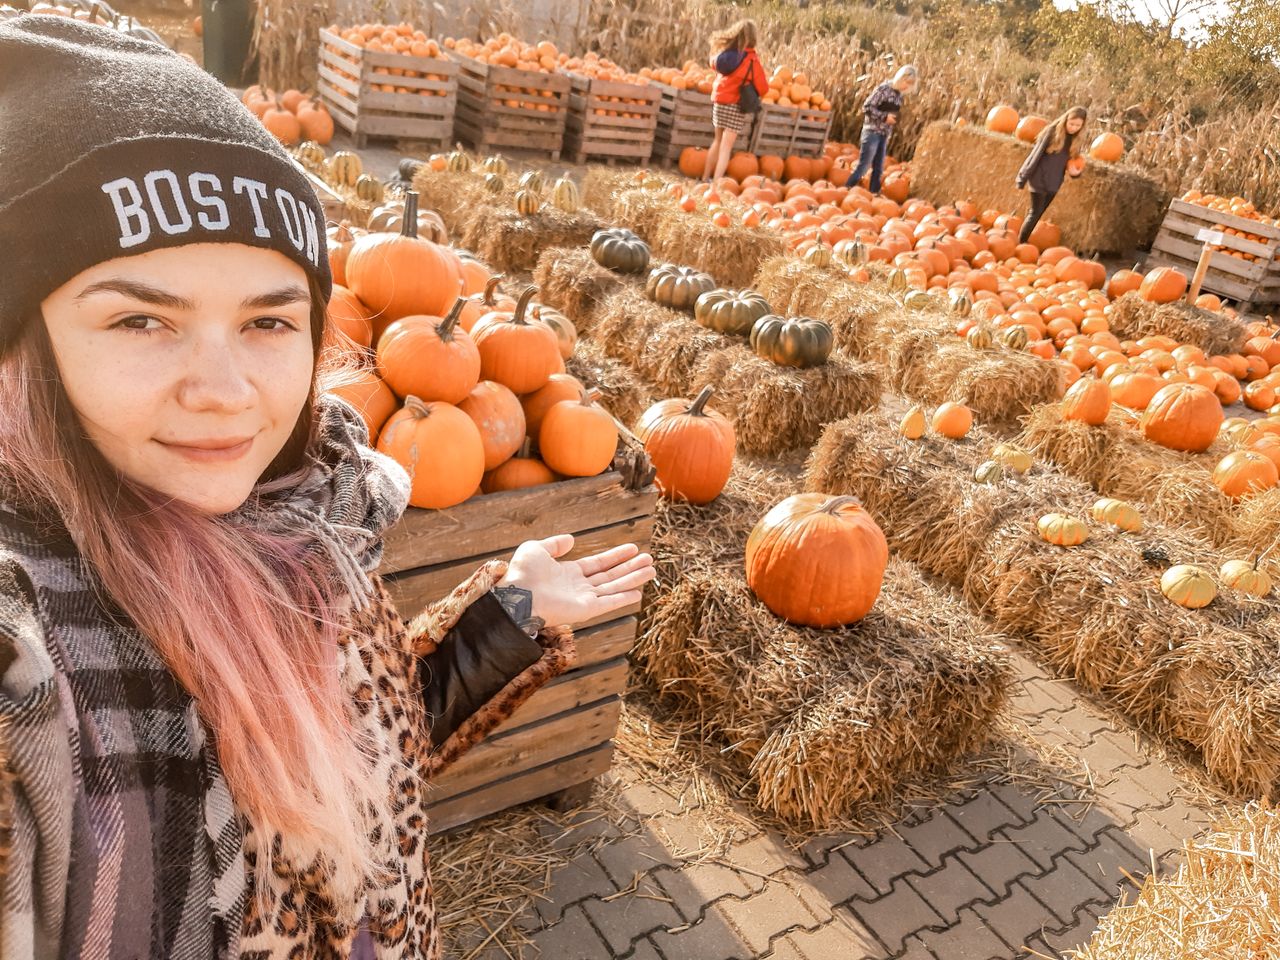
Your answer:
[704,19,768,182]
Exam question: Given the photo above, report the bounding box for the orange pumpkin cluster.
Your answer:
[677,142,910,199]
[241,86,333,146]
[641,62,716,95]
[324,23,451,97]
[1181,190,1280,265]
[765,65,831,112]
[447,33,562,73]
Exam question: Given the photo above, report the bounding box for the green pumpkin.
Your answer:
[550,176,579,212]
[479,154,508,175]
[590,227,650,273]
[645,264,716,311]
[1001,325,1029,350]
[354,174,384,204]
[749,315,834,368]
[518,169,544,193]
[515,189,541,214]
[974,460,1004,484]
[966,325,993,350]
[694,288,772,335]
[446,148,472,173]
[483,173,505,193]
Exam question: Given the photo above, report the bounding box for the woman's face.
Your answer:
[41,244,315,514]
[1066,116,1085,135]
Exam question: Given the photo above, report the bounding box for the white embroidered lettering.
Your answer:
[298,201,320,266]
[274,189,305,253]
[143,170,194,235]
[100,177,151,248]
[188,173,230,230]
[232,177,271,238]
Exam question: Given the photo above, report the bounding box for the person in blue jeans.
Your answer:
[845,65,918,193]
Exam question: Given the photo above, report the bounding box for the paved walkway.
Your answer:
[461,649,1219,960]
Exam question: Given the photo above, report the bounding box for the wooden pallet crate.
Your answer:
[747,102,832,158]
[379,459,656,834]
[648,81,750,165]
[562,73,662,164]
[448,52,571,159]
[1145,197,1280,307]
[317,29,457,149]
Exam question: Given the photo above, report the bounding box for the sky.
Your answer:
[1049,0,1235,38]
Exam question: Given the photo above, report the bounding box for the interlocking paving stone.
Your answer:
[842,832,930,896]
[972,881,1060,952]
[582,878,683,955]
[896,809,981,869]
[534,854,624,925]
[1021,857,1113,926]
[994,813,1092,873]
[916,908,1014,960]
[783,917,883,959]
[948,788,1034,842]
[652,862,754,922]
[648,907,750,960]
[716,882,828,956]
[844,883,945,955]
[955,835,1044,898]
[905,855,995,925]
[532,905,614,960]
[805,847,878,904]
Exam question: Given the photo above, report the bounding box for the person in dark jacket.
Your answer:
[0,16,654,960]
[1016,106,1088,244]
[845,65,918,193]
[704,18,769,181]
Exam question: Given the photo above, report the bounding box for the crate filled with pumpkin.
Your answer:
[317,22,458,148]
[747,65,833,159]
[559,52,662,164]
[444,32,573,159]
[643,60,747,165]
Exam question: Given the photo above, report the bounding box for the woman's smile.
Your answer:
[154,433,257,463]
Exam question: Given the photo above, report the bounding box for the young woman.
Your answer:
[1016,106,1088,244]
[0,16,653,960]
[844,65,918,194]
[704,19,768,182]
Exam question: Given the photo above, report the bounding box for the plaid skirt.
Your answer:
[712,101,748,133]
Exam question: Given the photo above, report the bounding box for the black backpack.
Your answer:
[738,54,761,114]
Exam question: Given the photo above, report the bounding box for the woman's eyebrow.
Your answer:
[241,285,311,310]
[75,278,196,310]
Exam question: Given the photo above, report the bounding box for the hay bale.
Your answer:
[409,168,494,236]
[581,166,676,218]
[651,211,786,289]
[610,187,669,242]
[634,465,1012,826]
[459,204,603,274]
[565,339,653,429]
[1106,292,1247,355]
[1067,804,1280,958]
[910,121,1168,254]
[753,257,898,360]
[531,247,623,331]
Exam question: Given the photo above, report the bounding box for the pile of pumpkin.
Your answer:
[241,86,334,147]
[559,49,650,88]
[324,21,452,99]
[982,104,1124,164]
[446,33,562,73]
[675,144,910,201]
[1181,190,1280,230]
[322,191,628,509]
[641,61,716,94]
[761,64,831,112]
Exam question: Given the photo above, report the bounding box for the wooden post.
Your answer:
[1187,228,1225,304]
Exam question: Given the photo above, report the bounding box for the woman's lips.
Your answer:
[156,436,254,463]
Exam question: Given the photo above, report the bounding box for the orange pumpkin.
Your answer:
[327,369,397,440]
[1089,132,1124,163]
[377,397,484,509]
[1015,115,1047,142]
[1062,376,1111,425]
[520,373,584,436]
[634,385,735,504]
[1139,267,1188,304]
[1245,380,1277,412]
[376,297,480,403]
[473,286,561,394]
[726,151,759,182]
[327,221,360,287]
[744,494,889,627]
[931,402,973,439]
[296,101,335,145]
[1248,434,1280,471]
[261,99,301,145]
[678,146,709,179]
[481,438,557,493]
[1107,269,1143,298]
[325,285,374,350]
[985,105,1019,135]
[1140,382,1223,452]
[458,380,526,471]
[1212,450,1279,500]
[538,389,619,478]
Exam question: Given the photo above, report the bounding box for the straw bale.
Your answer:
[531,247,623,331]
[1067,803,1280,959]
[458,204,603,274]
[409,168,495,236]
[565,339,653,429]
[651,212,786,289]
[909,121,1168,254]
[1106,291,1248,355]
[634,464,1012,825]
[581,166,676,218]
[610,187,669,242]
[1232,488,1280,562]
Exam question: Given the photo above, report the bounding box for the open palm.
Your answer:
[500,535,656,629]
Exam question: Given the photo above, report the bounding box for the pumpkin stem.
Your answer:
[818,494,861,515]
[510,285,538,325]
[517,437,534,459]
[401,191,420,240]
[687,385,715,416]
[437,298,467,339]
[582,387,602,406]
[403,395,431,418]
[483,275,504,305]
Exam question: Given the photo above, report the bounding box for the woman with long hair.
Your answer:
[0,16,652,959]
[704,18,769,182]
[1015,106,1088,244]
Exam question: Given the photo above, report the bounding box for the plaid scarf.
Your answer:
[0,395,409,960]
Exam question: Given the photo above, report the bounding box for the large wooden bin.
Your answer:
[449,53,572,160]
[379,470,656,833]
[748,102,832,158]
[649,81,744,165]
[317,29,457,149]
[562,73,662,164]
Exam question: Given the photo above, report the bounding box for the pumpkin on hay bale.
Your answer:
[581,166,677,220]
[908,121,1168,254]
[633,463,1012,826]
[804,409,1280,798]
[1106,291,1247,355]
[409,167,497,236]
[564,339,653,429]
[458,203,603,273]
[531,247,623,331]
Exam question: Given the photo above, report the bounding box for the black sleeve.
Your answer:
[418,592,544,747]
[1017,133,1048,188]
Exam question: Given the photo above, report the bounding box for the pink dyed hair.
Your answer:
[0,276,388,904]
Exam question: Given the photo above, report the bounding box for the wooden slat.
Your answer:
[1142,254,1258,301]
[426,743,613,833]
[491,658,630,736]
[318,61,360,98]
[1168,198,1280,241]
[1150,233,1267,281]
[1157,215,1279,258]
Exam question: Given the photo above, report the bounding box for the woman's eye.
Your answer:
[111,314,163,333]
[248,317,299,332]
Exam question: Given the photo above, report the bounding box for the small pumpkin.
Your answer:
[974,460,1004,484]
[473,286,562,395]
[949,289,973,317]
[1000,325,1029,351]
[514,189,542,215]
[991,443,1032,473]
[902,290,932,311]
[900,405,927,439]
[550,176,580,212]
[1219,559,1272,598]
[750,315,834,368]
[295,140,326,169]
[354,174,385,204]
[328,150,363,187]
[931,402,973,439]
[694,288,772,336]
[634,385,735,504]
[1090,497,1142,532]
[966,325,993,350]
[478,154,507,175]
[533,303,577,359]
[482,172,505,194]
[1212,450,1279,500]
[376,296,480,404]
[376,396,484,509]
[645,264,716,311]
[539,389,619,478]
[804,244,834,269]
[481,438,557,494]
[458,380,527,471]
[521,373,585,436]
[1140,382,1224,453]
[590,227,651,273]
[1160,564,1216,609]
[326,221,363,287]
[517,169,544,193]
[446,148,472,173]
[366,198,449,244]
[1037,513,1089,546]
[1062,377,1112,425]
[744,494,889,628]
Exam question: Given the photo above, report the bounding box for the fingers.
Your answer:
[594,565,656,597]
[587,552,653,587]
[533,534,575,559]
[576,542,639,577]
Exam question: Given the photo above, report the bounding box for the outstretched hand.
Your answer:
[500,535,656,629]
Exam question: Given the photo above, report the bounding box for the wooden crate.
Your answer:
[379,470,656,833]
[648,81,751,165]
[562,73,662,164]
[449,52,571,159]
[748,102,832,158]
[317,29,457,149]
[1145,198,1280,308]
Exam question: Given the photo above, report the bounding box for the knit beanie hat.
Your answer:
[0,15,332,354]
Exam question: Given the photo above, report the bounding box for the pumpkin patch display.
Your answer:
[744,494,888,628]
[1160,564,1216,608]
[1037,513,1088,546]
[377,396,484,509]
[750,315,834,368]
[635,386,735,503]
[645,264,716,310]
[473,286,562,394]
[694,289,772,336]
[243,87,334,146]
[1090,497,1143,532]
[590,228,651,273]
[375,297,480,404]
[539,389,619,477]
[521,373,585,436]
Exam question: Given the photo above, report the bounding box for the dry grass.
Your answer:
[409,167,498,237]
[1105,292,1248,355]
[804,410,1280,798]
[634,461,1012,826]
[565,339,653,428]
[581,167,675,219]
[531,247,623,331]
[459,204,603,274]
[1067,803,1280,960]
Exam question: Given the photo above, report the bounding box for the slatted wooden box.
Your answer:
[649,81,754,165]
[1145,197,1280,308]
[317,29,457,149]
[748,102,832,158]
[562,73,662,164]
[379,465,656,833]
[449,52,572,160]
